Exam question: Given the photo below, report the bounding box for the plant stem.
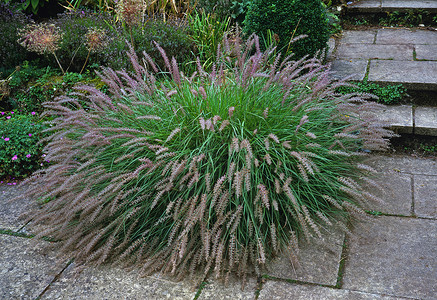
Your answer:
[80,50,91,74]
[53,52,65,75]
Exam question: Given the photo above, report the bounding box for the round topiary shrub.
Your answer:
[243,0,330,60]
[22,36,393,284]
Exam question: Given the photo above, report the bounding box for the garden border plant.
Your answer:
[19,35,394,286]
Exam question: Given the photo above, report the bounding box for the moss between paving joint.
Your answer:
[335,237,348,289]
[0,228,33,238]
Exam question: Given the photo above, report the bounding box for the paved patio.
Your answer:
[1,154,436,299]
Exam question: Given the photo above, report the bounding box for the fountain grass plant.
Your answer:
[21,35,394,285]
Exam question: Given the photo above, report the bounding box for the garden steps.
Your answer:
[328,27,437,136]
[346,0,437,14]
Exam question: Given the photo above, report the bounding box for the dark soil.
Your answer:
[385,134,437,159]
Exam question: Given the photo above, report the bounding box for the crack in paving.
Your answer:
[34,258,74,300]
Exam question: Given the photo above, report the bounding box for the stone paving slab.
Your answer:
[42,263,198,300]
[258,281,412,300]
[363,154,437,175]
[348,0,382,11]
[330,59,368,81]
[341,30,376,44]
[413,175,437,218]
[342,216,437,299]
[368,60,437,91]
[371,105,413,134]
[376,28,437,45]
[365,172,412,216]
[264,228,344,286]
[415,106,437,136]
[381,0,437,12]
[348,0,437,13]
[0,184,36,231]
[416,45,437,61]
[0,235,66,300]
[335,43,414,60]
[198,275,257,300]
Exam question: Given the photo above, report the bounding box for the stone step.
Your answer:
[329,28,437,100]
[346,0,437,14]
[372,104,437,136]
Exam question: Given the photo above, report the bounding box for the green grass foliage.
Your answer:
[22,36,393,283]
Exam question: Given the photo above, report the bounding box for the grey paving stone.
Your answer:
[0,235,65,300]
[415,106,437,136]
[335,44,414,60]
[343,216,437,300]
[258,281,411,300]
[368,60,437,90]
[198,275,257,300]
[341,30,377,44]
[348,0,382,11]
[416,45,437,61]
[364,172,412,216]
[382,0,437,12]
[0,184,36,231]
[371,104,413,134]
[326,38,336,60]
[42,263,197,300]
[414,175,437,219]
[363,154,437,175]
[330,59,368,81]
[376,28,437,45]
[264,228,344,286]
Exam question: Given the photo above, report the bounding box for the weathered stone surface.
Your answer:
[335,43,414,60]
[415,106,437,136]
[413,175,437,218]
[363,154,437,175]
[364,172,412,216]
[376,28,437,45]
[0,184,35,231]
[198,275,257,300]
[258,281,411,300]
[330,59,368,81]
[371,104,413,134]
[416,45,437,61]
[381,0,437,12]
[341,30,376,44]
[368,60,437,90]
[0,235,65,300]
[42,264,197,300]
[348,0,382,11]
[326,38,336,60]
[264,228,344,286]
[343,216,437,300]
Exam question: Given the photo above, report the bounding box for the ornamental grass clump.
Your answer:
[22,36,394,285]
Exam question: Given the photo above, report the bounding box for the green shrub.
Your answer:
[0,3,32,74]
[4,61,95,113]
[337,81,406,105]
[243,0,330,60]
[22,36,393,283]
[0,111,47,178]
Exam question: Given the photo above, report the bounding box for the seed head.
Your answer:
[85,28,108,53]
[18,23,63,55]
